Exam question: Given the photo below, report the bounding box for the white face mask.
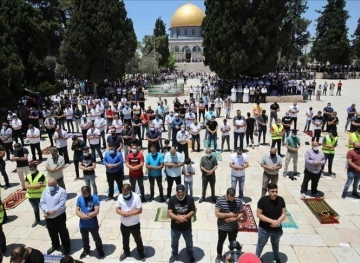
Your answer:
[313,146,319,151]
[206,153,212,158]
[181,128,185,131]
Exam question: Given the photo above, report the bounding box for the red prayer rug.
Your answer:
[2,189,27,210]
[238,204,258,232]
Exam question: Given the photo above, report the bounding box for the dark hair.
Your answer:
[108,142,114,148]
[60,255,75,263]
[185,158,191,164]
[29,162,37,169]
[226,187,236,197]
[149,144,157,149]
[267,183,278,190]
[247,112,250,117]
[10,246,26,260]
[14,143,22,149]
[81,185,91,193]
[236,147,243,152]
[164,140,170,144]
[122,183,132,191]
[83,146,89,151]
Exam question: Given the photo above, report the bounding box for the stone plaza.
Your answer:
[2,77,360,263]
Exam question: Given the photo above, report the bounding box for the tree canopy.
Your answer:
[311,0,351,65]
[202,0,294,77]
[60,0,137,84]
[352,17,360,60]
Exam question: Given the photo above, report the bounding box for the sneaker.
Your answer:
[198,197,204,203]
[330,173,336,178]
[215,254,223,263]
[119,252,131,261]
[166,198,169,204]
[283,172,287,177]
[31,220,39,227]
[80,250,89,259]
[313,193,322,198]
[301,193,306,199]
[169,255,177,263]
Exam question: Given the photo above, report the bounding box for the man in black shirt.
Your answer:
[131,114,142,140]
[10,246,44,263]
[168,184,196,263]
[207,116,218,151]
[106,127,123,152]
[0,145,10,189]
[79,146,98,195]
[215,188,243,262]
[258,110,268,146]
[255,183,286,263]
[161,140,171,155]
[269,102,280,127]
[281,112,292,145]
[245,112,255,148]
[121,123,134,160]
[322,103,334,131]
[326,112,339,134]
[129,133,142,148]
[71,136,86,180]
[312,111,324,142]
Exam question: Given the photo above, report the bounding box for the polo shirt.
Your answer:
[285,136,300,153]
[216,196,243,231]
[347,150,360,172]
[76,195,100,228]
[126,152,144,177]
[261,154,282,175]
[13,148,29,167]
[200,155,218,176]
[347,107,357,119]
[145,152,164,177]
[230,153,248,177]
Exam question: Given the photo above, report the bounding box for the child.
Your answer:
[182,158,195,197]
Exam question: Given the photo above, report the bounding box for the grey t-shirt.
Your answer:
[261,154,282,175]
[200,155,218,176]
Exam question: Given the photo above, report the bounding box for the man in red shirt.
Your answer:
[125,145,146,202]
[336,80,342,96]
[140,112,150,140]
[105,106,114,133]
[341,142,360,198]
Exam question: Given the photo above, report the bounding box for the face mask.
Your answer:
[48,186,55,192]
[313,146,319,151]
[170,114,174,116]
[354,147,360,152]
[123,192,132,200]
[206,153,212,158]
[181,128,185,131]
[150,128,155,131]
[151,152,156,155]
[176,193,186,201]
[29,170,37,175]
[2,126,5,130]
[83,153,89,157]
[209,111,213,114]
[132,149,137,154]
[112,133,116,136]
[270,153,276,158]
[237,153,242,157]
[292,134,297,137]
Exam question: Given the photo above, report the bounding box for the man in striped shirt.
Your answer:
[215,188,243,263]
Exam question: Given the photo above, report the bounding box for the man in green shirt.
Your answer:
[283,129,300,177]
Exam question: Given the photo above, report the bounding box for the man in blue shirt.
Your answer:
[145,144,164,202]
[164,147,184,203]
[345,103,356,131]
[103,143,124,201]
[171,114,184,147]
[76,186,104,260]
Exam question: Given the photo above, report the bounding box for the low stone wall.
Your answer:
[266,95,303,103]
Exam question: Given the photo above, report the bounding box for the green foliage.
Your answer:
[281,0,311,64]
[126,55,141,75]
[311,0,351,65]
[352,18,360,60]
[138,56,160,74]
[202,0,293,77]
[154,17,166,37]
[165,51,176,69]
[61,0,137,84]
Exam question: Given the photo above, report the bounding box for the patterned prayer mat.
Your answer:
[212,152,223,161]
[303,198,339,224]
[282,209,298,229]
[42,146,51,155]
[238,205,258,232]
[44,254,63,262]
[154,207,197,222]
[303,131,312,137]
[2,189,27,210]
[203,139,215,149]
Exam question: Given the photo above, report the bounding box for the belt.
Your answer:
[264,171,278,176]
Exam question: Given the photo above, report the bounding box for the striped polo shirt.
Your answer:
[215,196,243,231]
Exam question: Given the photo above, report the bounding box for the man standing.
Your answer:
[0,122,13,160]
[76,186,104,260]
[255,183,286,263]
[260,148,282,197]
[220,118,231,152]
[164,147,184,203]
[53,127,70,164]
[215,96,223,117]
[257,110,268,146]
[80,115,91,144]
[0,145,10,189]
[79,146,98,195]
[103,143,124,201]
[336,80,342,95]
[146,124,161,152]
[168,184,196,263]
[71,135,85,181]
[171,113,184,147]
[64,105,74,133]
[215,188,243,263]
[44,114,56,147]
[321,131,338,178]
[345,103,356,132]
[199,148,218,203]
[224,96,233,119]
[116,184,146,262]
[341,142,360,198]
[40,178,71,255]
[107,127,123,152]
[281,112,292,144]
[12,114,24,145]
[207,115,218,152]
[125,145,146,203]
[270,119,284,156]
[87,123,103,162]
[312,111,324,143]
[230,148,249,203]
[25,162,47,227]
[301,141,325,198]
[94,115,107,149]
[165,111,175,140]
[189,119,201,152]
[46,147,66,189]
[176,124,190,159]
[288,103,299,130]
[233,110,246,151]
[322,103,334,131]
[283,129,300,177]
[146,144,164,202]
[26,124,43,162]
[12,143,29,190]
[121,122,134,159]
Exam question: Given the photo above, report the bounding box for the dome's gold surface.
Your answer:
[170,3,205,29]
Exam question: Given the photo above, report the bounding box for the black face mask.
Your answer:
[123,192,132,200]
[270,153,276,158]
[355,148,360,152]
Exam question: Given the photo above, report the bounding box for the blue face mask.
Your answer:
[48,186,55,192]
[123,193,132,200]
[151,152,156,155]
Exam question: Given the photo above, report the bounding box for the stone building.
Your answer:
[168,3,205,62]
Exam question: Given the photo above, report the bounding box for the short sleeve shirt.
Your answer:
[116,192,142,226]
[76,195,100,228]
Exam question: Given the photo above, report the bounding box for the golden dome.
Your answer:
[170,3,205,29]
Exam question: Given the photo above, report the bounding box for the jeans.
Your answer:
[171,228,193,257]
[149,176,163,198]
[57,119,65,130]
[258,128,267,144]
[233,132,244,150]
[184,181,193,197]
[217,229,238,255]
[231,175,245,199]
[245,129,254,146]
[84,174,97,195]
[262,172,278,197]
[166,175,181,199]
[304,119,311,131]
[57,146,70,163]
[28,198,40,221]
[30,143,43,161]
[281,129,290,143]
[141,125,148,139]
[106,171,123,198]
[191,134,200,151]
[80,227,103,252]
[120,223,144,255]
[345,118,352,131]
[342,171,360,196]
[202,175,215,198]
[129,176,145,198]
[221,135,230,150]
[0,160,10,186]
[90,144,103,161]
[256,227,283,259]
[208,133,217,150]
[225,107,231,118]
[301,169,321,195]
[322,153,334,174]
[66,119,74,132]
[283,152,298,173]
[269,114,277,128]
[216,107,221,117]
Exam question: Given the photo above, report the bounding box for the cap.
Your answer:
[238,253,261,263]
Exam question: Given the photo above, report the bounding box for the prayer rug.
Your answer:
[154,207,197,222]
[303,131,312,137]
[2,189,27,210]
[44,254,63,262]
[282,209,298,229]
[212,152,223,161]
[42,146,51,155]
[203,139,215,149]
[238,205,258,232]
[303,198,339,224]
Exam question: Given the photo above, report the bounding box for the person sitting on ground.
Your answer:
[10,246,44,263]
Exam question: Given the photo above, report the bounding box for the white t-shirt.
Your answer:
[190,123,201,134]
[133,105,141,115]
[220,123,231,136]
[64,108,73,120]
[306,110,313,121]
[90,108,100,120]
[185,113,196,126]
[233,116,246,133]
[182,164,194,182]
[230,153,248,177]
[289,105,299,118]
[53,130,68,148]
[112,119,123,134]
[26,128,41,144]
[11,119,22,130]
[87,128,101,145]
[116,192,142,227]
[215,98,223,107]
[152,119,163,131]
[94,118,106,132]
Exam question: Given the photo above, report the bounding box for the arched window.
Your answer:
[174,46,180,52]
[182,46,191,52]
[192,45,201,52]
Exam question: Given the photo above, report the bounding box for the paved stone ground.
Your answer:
[2,78,360,263]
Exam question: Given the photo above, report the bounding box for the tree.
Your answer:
[126,55,141,74]
[61,0,137,84]
[280,0,311,64]
[202,0,293,77]
[138,55,160,74]
[311,0,351,65]
[352,17,360,60]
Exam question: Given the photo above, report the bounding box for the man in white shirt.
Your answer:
[224,96,232,119]
[215,96,223,118]
[189,120,201,152]
[184,110,196,130]
[116,184,146,261]
[165,112,175,140]
[53,126,70,163]
[233,110,247,151]
[90,107,100,122]
[304,107,313,132]
[80,115,91,144]
[176,125,190,159]
[132,102,141,117]
[289,103,299,130]
[189,86,194,99]
[230,148,249,204]
[26,124,43,161]
[195,86,201,100]
[96,101,105,118]
[64,105,74,133]
[220,119,231,152]
[12,114,24,145]
[87,123,103,161]
[94,116,107,149]
[163,147,184,203]
[122,103,132,126]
